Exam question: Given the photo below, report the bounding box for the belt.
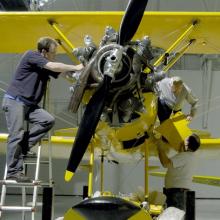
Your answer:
[5,94,35,106]
[4,94,24,104]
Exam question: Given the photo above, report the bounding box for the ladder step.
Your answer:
[0,180,50,187]
[0,139,53,218]
[24,160,49,165]
[0,206,34,212]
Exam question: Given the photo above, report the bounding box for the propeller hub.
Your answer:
[91,44,132,87]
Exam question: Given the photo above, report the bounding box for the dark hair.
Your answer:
[187,133,200,152]
[37,37,57,52]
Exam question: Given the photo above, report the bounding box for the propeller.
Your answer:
[65,75,111,181]
[118,0,149,45]
[65,0,149,182]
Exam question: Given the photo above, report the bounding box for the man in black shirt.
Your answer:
[2,37,83,182]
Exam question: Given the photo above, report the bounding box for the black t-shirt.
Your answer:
[7,50,59,105]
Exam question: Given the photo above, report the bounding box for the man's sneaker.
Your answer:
[6,173,32,183]
[22,150,37,158]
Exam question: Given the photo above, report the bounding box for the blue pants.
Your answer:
[157,98,172,123]
[157,98,181,123]
[2,97,55,176]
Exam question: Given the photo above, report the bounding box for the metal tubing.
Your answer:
[0,206,33,211]
[56,39,78,63]
[153,21,198,68]
[100,153,104,195]
[31,144,42,220]
[163,39,196,72]
[88,143,94,197]
[144,140,149,200]
[0,165,7,218]
[22,186,26,220]
[48,20,75,50]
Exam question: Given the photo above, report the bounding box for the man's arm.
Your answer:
[59,71,80,83]
[185,87,199,121]
[44,62,84,73]
[157,141,173,168]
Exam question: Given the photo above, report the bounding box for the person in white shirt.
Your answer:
[157,133,200,219]
[156,76,198,123]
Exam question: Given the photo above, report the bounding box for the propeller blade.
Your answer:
[65,76,111,181]
[118,0,149,45]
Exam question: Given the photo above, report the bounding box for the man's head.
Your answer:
[184,133,200,152]
[37,37,58,61]
[171,76,183,94]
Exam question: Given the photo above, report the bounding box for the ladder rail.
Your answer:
[0,143,49,220]
[21,186,26,220]
[0,164,8,218]
[32,144,42,220]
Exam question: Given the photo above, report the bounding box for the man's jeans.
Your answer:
[2,97,55,176]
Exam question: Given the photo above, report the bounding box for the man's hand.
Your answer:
[74,63,84,71]
[186,114,193,121]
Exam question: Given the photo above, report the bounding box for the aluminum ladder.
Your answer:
[0,141,54,220]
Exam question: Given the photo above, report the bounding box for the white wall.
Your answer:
[42,0,220,12]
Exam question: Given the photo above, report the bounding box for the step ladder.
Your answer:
[0,141,54,220]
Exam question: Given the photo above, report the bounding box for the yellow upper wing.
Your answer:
[0,11,220,54]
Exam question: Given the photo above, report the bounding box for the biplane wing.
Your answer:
[0,11,220,54]
[1,9,220,191]
[150,172,220,187]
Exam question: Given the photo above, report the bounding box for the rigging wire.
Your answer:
[202,0,209,11]
[53,114,75,126]
[118,156,145,193]
[194,103,220,120]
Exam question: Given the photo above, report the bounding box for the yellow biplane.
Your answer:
[1,0,220,219]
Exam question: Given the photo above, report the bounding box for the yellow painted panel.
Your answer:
[0,12,220,54]
[155,112,192,151]
[128,209,153,220]
[64,208,85,220]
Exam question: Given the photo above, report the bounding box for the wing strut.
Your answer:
[163,39,196,72]
[143,20,199,73]
[56,39,78,63]
[144,139,149,200]
[48,19,79,63]
[48,19,75,50]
